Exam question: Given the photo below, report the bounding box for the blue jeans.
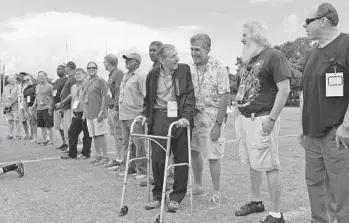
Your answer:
[299,128,349,223]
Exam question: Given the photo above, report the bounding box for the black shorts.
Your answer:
[37,109,54,128]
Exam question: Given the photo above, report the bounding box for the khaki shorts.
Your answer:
[54,110,63,130]
[191,125,225,160]
[235,114,281,171]
[107,109,122,138]
[87,118,107,137]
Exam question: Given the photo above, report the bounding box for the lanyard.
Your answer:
[196,64,207,94]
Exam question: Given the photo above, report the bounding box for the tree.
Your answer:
[274,37,313,106]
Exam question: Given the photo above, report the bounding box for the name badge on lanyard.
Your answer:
[72,100,80,109]
[27,96,31,103]
[326,65,343,97]
[167,101,178,118]
[53,89,57,97]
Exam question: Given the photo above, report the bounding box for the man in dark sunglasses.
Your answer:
[300,3,349,223]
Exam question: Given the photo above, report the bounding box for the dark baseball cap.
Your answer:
[65,61,76,69]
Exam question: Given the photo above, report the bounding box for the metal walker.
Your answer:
[119,116,193,223]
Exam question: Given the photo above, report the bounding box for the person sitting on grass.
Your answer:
[0,161,24,178]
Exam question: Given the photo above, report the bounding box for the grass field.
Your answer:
[0,107,312,223]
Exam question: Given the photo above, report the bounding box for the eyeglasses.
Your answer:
[87,67,97,70]
[305,16,325,25]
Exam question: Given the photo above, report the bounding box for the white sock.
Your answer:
[269,212,281,218]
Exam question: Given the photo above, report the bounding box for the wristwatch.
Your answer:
[216,119,222,126]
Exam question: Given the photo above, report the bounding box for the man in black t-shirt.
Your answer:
[300,3,349,223]
[56,61,77,153]
[52,65,68,151]
[234,21,291,223]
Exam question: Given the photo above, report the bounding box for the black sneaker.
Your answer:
[259,213,285,223]
[56,144,68,150]
[235,201,265,216]
[61,155,76,160]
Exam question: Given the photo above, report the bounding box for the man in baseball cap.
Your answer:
[122,53,142,64]
[117,53,147,179]
[65,61,76,70]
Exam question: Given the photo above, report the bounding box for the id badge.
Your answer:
[27,96,31,103]
[39,100,44,105]
[108,89,112,97]
[84,98,88,104]
[235,84,246,101]
[167,101,178,118]
[72,100,79,109]
[326,72,343,97]
[53,89,57,96]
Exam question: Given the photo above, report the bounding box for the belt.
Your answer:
[153,108,167,113]
[240,110,270,120]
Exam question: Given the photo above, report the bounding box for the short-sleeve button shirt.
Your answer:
[190,57,231,127]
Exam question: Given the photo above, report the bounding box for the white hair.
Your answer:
[243,21,271,47]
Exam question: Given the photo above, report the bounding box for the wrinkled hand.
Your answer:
[138,115,147,126]
[210,123,221,142]
[335,125,349,149]
[97,113,104,122]
[177,118,189,127]
[262,116,275,134]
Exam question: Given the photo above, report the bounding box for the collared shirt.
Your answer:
[154,66,176,109]
[3,84,19,109]
[190,56,230,127]
[35,82,53,110]
[107,68,124,108]
[83,75,108,119]
[71,80,86,113]
[119,70,146,120]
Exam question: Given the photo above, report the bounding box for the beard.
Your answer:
[241,41,263,64]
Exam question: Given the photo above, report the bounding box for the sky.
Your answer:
[0,0,348,79]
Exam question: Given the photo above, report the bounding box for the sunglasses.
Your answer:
[305,16,325,25]
[87,67,97,70]
[24,79,30,82]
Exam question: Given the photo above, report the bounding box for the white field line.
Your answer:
[225,134,297,143]
[0,151,117,166]
[1,135,298,165]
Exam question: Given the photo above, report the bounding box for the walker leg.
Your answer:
[119,138,133,217]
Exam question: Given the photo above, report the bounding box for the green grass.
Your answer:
[0,107,311,223]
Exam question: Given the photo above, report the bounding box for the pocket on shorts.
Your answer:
[251,117,272,150]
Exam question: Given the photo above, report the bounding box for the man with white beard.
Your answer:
[234,21,291,223]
